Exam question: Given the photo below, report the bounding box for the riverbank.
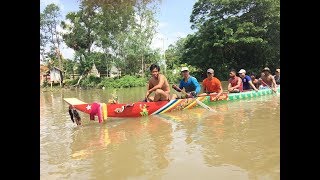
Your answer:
[41,75,148,90]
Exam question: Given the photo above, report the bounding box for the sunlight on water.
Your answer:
[40,87,280,180]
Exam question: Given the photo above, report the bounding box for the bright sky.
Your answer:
[40,0,197,60]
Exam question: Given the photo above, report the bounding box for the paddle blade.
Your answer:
[195,99,216,112]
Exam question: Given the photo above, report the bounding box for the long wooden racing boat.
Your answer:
[64,86,280,124]
[64,86,280,125]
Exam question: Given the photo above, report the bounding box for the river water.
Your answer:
[40,84,280,180]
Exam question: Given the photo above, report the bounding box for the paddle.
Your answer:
[195,99,216,112]
[172,85,216,112]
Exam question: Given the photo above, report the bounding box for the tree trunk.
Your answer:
[56,48,62,70]
[104,50,108,78]
[41,51,46,63]
[141,55,144,77]
[54,24,63,74]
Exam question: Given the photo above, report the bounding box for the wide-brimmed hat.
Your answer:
[262,67,271,73]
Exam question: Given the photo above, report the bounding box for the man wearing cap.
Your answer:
[198,68,223,100]
[274,68,280,85]
[259,67,277,93]
[238,69,258,92]
[171,67,201,99]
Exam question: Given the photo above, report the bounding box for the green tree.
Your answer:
[182,0,280,80]
[41,3,64,71]
[133,0,159,76]
[57,0,162,79]
[79,0,160,76]
[165,37,187,69]
[61,3,98,75]
[92,0,136,77]
[40,12,48,63]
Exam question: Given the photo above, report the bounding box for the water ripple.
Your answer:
[41,89,280,179]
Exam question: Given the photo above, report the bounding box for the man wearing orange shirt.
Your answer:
[199,68,223,100]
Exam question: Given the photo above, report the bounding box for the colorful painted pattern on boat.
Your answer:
[64,86,280,119]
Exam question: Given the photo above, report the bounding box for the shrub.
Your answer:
[80,75,101,88]
[97,75,147,89]
[64,78,79,86]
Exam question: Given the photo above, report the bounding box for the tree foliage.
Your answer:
[58,0,161,77]
[41,3,64,70]
[180,0,280,80]
[41,0,280,85]
[61,3,99,75]
[165,37,187,69]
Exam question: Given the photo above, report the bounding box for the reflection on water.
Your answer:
[41,87,280,180]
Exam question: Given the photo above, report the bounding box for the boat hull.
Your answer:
[64,86,280,120]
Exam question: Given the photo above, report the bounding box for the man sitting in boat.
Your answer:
[238,69,258,92]
[259,67,277,93]
[250,73,260,89]
[274,68,280,85]
[228,69,243,93]
[171,67,201,99]
[145,64,171,102]
[198,68,223,100]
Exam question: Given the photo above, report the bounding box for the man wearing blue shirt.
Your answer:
[171,67,201,99]
[238,69,258,91]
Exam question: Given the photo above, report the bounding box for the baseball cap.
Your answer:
[181,67,189,72]
[207,68,214,74]
[238,69,246,74]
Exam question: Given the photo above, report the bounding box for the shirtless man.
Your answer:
[145,64,170,102]
[259,67,277,93]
